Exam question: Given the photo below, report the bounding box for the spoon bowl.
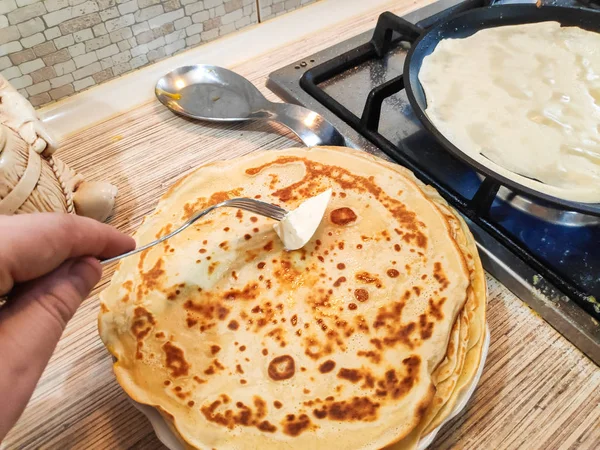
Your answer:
[156,64,347,147]
[156,65,265,121]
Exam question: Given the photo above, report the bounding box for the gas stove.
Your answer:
[267,0,600,365]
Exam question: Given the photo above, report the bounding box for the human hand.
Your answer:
[0,214,134,440]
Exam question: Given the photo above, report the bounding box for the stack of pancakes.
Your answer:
[99,147,487,449]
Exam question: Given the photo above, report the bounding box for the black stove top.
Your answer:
[267,0,600,364]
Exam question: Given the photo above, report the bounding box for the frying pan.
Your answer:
[403,4,600,216]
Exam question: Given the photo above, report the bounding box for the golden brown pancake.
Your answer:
[99,147,484,449]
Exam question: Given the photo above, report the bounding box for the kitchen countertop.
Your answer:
[4,0,600,448]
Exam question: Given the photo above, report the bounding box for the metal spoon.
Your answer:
[155,65,346,147]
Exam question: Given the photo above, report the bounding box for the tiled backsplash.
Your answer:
[0,0,318,107]
[258,0,315,21]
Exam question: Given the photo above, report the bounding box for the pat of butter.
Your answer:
[273,189,332,250]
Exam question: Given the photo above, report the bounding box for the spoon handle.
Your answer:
[264,102,346,147]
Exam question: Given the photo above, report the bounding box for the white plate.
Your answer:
[129,326,490,450]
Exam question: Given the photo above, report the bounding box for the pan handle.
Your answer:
[370,12,424,58]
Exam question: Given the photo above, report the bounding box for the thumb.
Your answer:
[6,257,102,337]
[0,257,102,440]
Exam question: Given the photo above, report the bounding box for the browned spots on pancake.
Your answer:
[257,262,266,269]
[200,395,271,432]
[269,173,279,189]
[319,360,336,374]
[373,301,405,329]
[131,307,155,359]
[239,345,246,351]
[173,386,190,400]
[355,272,382,288]
[208,261,220,275]
[433,262,450,290]
[186,318,198,328]
[262,349,268,355]
[155,223,173,239]
[182,189,242,221]
[193,376,206,384]
[268,355,295,381]
[236,364,244,374]
[228,320,239,330]
[354,315,370,333]
[258,421,277,433]
[304,337,333,360]
[245,157,426,245]
[282,414,312,436]
[204,359,224,376]
[100,302,109,313]
[244,234,252,240]
[371,301,420,349]
[333,276,346,287]
[274,400,283,409]
[357,350,381,364]
[138,258,165,295]
[188,401,195,407]
[223,282,259,301]
[290,314,298,326]
[354,288,369,302]
[312,397,380,422]
[250,216,258,223]
[267,327,286,347]
[429,296,446,321]
[210,345,221,355]
[330,207,357,226]
[348,303,357,310]
[418,314,434,340]
[137,249,149,271]
[184,299,229,323]
[400,232,427,249]
[155,331,165,339]
[394,244,401,252]
[263,240,274,251]
[337,263,345,269]
[274,259,301,285]
[162,341,190,378]
[337,368,363,383]
[375,356,421,399]
[122,280,133,293]
[387,269,399,278]
[236,209,243,219]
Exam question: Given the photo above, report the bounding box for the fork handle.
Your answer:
[261,102,347,147]
[100,204,218,265]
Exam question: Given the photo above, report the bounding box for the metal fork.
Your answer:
[101,198,289,265]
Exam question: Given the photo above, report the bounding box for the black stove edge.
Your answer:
[266,0,600,366]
